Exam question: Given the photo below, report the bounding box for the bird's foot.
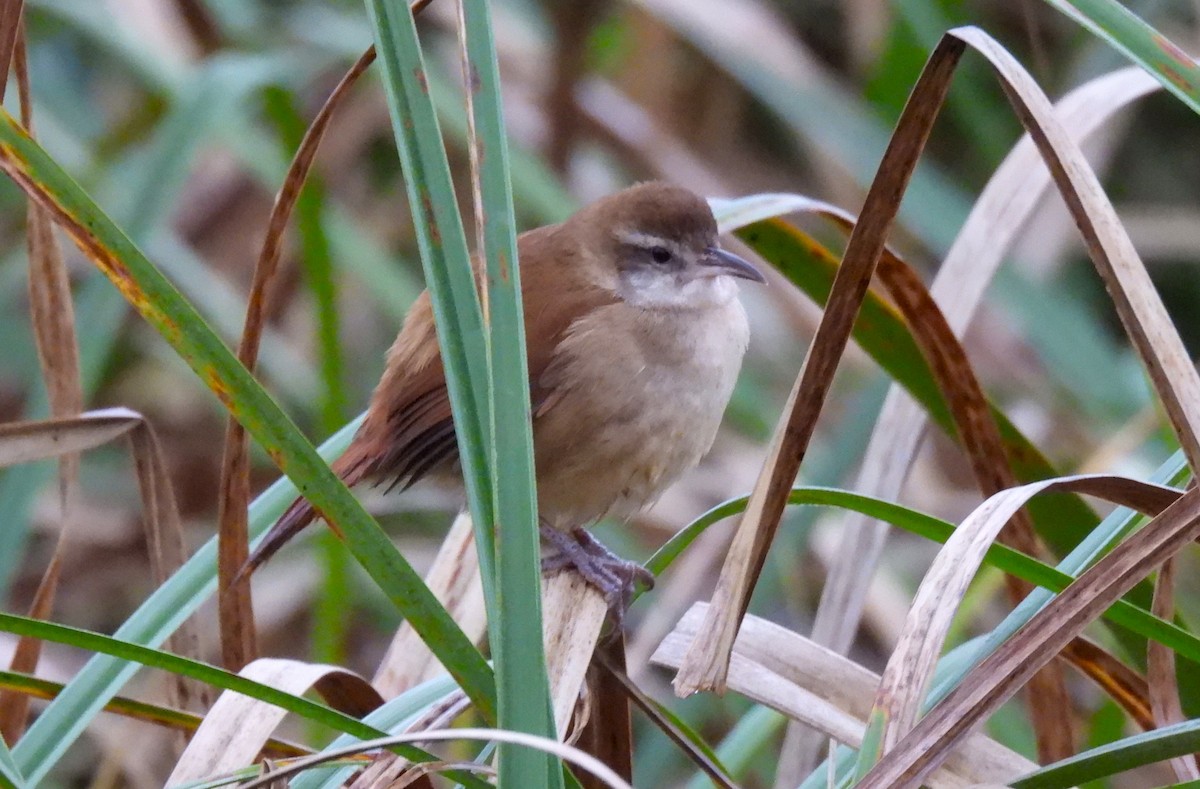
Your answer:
[539,525,654,632]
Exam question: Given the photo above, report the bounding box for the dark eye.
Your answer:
[650,246,672,264]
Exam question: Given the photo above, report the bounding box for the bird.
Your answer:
[242,181,765,619]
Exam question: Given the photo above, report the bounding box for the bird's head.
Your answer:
[567,182,766,310]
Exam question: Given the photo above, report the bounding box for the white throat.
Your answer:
[618,270,740,311]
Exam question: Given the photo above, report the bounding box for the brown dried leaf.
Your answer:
[672,38,962,698]
[166,658,384,785]
[802,64,1160,773]
[770,61,1161,786]
[1061,638,1152,731]
[215,45,378,672]
[853,26,1200,784]
[0,0,22,101]
[1148,557,1200,781]
[578,638,635,789]
[0,20,85,743]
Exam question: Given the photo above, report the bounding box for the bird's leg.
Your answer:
[539,522,655,629]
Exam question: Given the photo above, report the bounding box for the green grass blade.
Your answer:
[0,106,495,716]
[1012,717,1200,788]
[0,614,486,780]
[725,216,1102,554]
[1041,0,1200,116]
[645,486,1200,663]
[0,735,22,789]
[363,0,498,598]
[460,1,558,785]
[0,614,383,742]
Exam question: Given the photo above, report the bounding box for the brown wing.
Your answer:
[242,224,614,574]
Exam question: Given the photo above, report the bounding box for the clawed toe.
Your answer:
[538,524,654,631]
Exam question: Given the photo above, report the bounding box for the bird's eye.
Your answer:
[650,246,672,264]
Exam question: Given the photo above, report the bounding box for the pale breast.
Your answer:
[533,299,750,528]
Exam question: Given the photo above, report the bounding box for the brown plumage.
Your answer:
[244,182,764,600]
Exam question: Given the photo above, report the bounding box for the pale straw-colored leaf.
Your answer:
[858,487,1200,787]
[872,473,1179,754]
[166,658,383,785]
[653,604,1036,788]
[374,511,604,736]
[542,571,606,736]
[373,513,487,697]
[0,408,142,466]
[234,728,632,789]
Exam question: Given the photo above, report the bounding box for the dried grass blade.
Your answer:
[807,57,1159,713]
[858,483,1200,788]
[0,0,21,100]
[542,572,606,736]
[215,45,377,675]
[0,23,83,744]
[654,604,1037,787]
[672,28,967,700]
[1061,638,1153,731]
[867,243,1073,760]
[721,205,1074,755]
[0,410,205,720]
[166,658,384,785]
[579,638,635,788]
[127,421,207,712]
[869,473,1179,756]
[792,64,1162,776]
[951,25,1200,468]
[0,409,142,466]
[1148,556,1200,780]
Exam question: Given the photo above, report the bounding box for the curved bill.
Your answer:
[702,246,767,283]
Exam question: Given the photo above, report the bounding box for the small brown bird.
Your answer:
[244,182,764,614]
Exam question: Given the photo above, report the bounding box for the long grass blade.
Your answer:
[0,101,497,715]
[1039,0,1200,116]
[458,0,558,785]
[363,0,497,597]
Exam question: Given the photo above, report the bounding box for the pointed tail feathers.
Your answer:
[236,448,369,581]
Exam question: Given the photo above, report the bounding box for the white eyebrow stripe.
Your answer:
[617,232,687,256]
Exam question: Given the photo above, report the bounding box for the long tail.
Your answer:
[237,447,369,580]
